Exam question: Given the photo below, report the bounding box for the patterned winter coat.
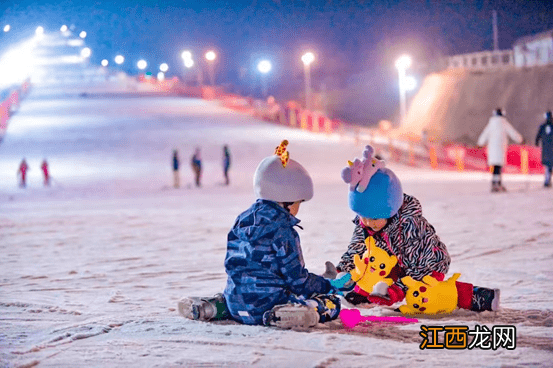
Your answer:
[535,121,553,166]
[336,194,451,292]
[224,199,331,325]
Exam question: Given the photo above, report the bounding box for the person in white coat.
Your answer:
[477,108,523,192]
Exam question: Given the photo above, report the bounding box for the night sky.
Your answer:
[1,0,552,122]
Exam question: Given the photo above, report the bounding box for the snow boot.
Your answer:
[471,287,500,312]
[178,293,229,321]
[262,304,320,329]
[345,291,371,305]
[262,295,340,328]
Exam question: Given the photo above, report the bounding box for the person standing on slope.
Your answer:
[41,159,50,186]
[191,147,202,187]
[18,159,29,188]
[222,145,231,186]
[535,111,553,188]
[172,150,180,188]
[477,108,523,192]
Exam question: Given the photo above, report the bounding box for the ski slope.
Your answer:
[1,86,553,368]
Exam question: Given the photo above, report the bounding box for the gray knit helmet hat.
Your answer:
[253,140,314,202]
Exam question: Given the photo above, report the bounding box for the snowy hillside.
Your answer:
[1,85,552,368]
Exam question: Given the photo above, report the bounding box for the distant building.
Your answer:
[513,29,553,67]
[444,28,553,71]
[445,50,514,71]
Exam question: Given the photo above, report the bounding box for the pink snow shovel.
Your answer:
[340,308,418,329]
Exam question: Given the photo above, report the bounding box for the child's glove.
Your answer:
[367,283,405,306]
[327,273,355,296]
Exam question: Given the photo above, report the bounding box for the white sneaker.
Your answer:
[491,289,500,311]
[178,296,219,321]
[263,304,320,329]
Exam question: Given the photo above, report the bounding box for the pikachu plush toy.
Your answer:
[350,237,398,294]
[399,273,461,315]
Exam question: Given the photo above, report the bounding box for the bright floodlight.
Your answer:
[184,58,194,68]
[157,72,165,81]
[181,50,192,60]
[257,60,272,74]
[80,47,91,58]
[4,25,10,32]
[35,26,44,35]
[101,59,108,67]
[0,38,35,88]
[60,25,68,32]
[301,52,315,66]
[205,50,216,61]
[79,31,87,39]
[137,59,147,70]
[159,63,168,72]
[115,55,124,65]
[403,75,417,91]
[395,55,412,70]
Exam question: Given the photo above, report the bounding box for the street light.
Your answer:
[80,47,91,58]
[257,60,272,97]
[160,63,168,72]
[205,50,217,85]
[101,59,108,67]
[301,52,315,110]
[403,76,417,91]
[395,55,412,127]
[205,50,216,61]
[4,25,10,32]
[60,25,68,32]
[114,55,124,65]
[184,58,194,68]
[180,50,195,84]
[181,50,192,61]
[79,31,87,39]
[137,59,147,71]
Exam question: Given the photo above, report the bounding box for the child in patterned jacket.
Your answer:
[331,145,500,313]
[179,140,346,328]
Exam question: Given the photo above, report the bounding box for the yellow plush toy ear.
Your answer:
[450,273,461,282]
[421,275,440,286]
[350,254,366,282]
[401,276,417,288]
[365,236,376,249]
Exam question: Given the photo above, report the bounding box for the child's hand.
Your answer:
[367,283,405,306]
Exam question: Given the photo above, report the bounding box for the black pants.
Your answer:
[492,165,502,185]
[545,164,552,186]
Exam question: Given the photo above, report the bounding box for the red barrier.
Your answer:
[506,145,542,172]
[0,101,9,131]
[439,144,543,174]
[8,90,19,113]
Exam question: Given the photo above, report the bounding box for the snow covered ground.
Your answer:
[1,86,553,368]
